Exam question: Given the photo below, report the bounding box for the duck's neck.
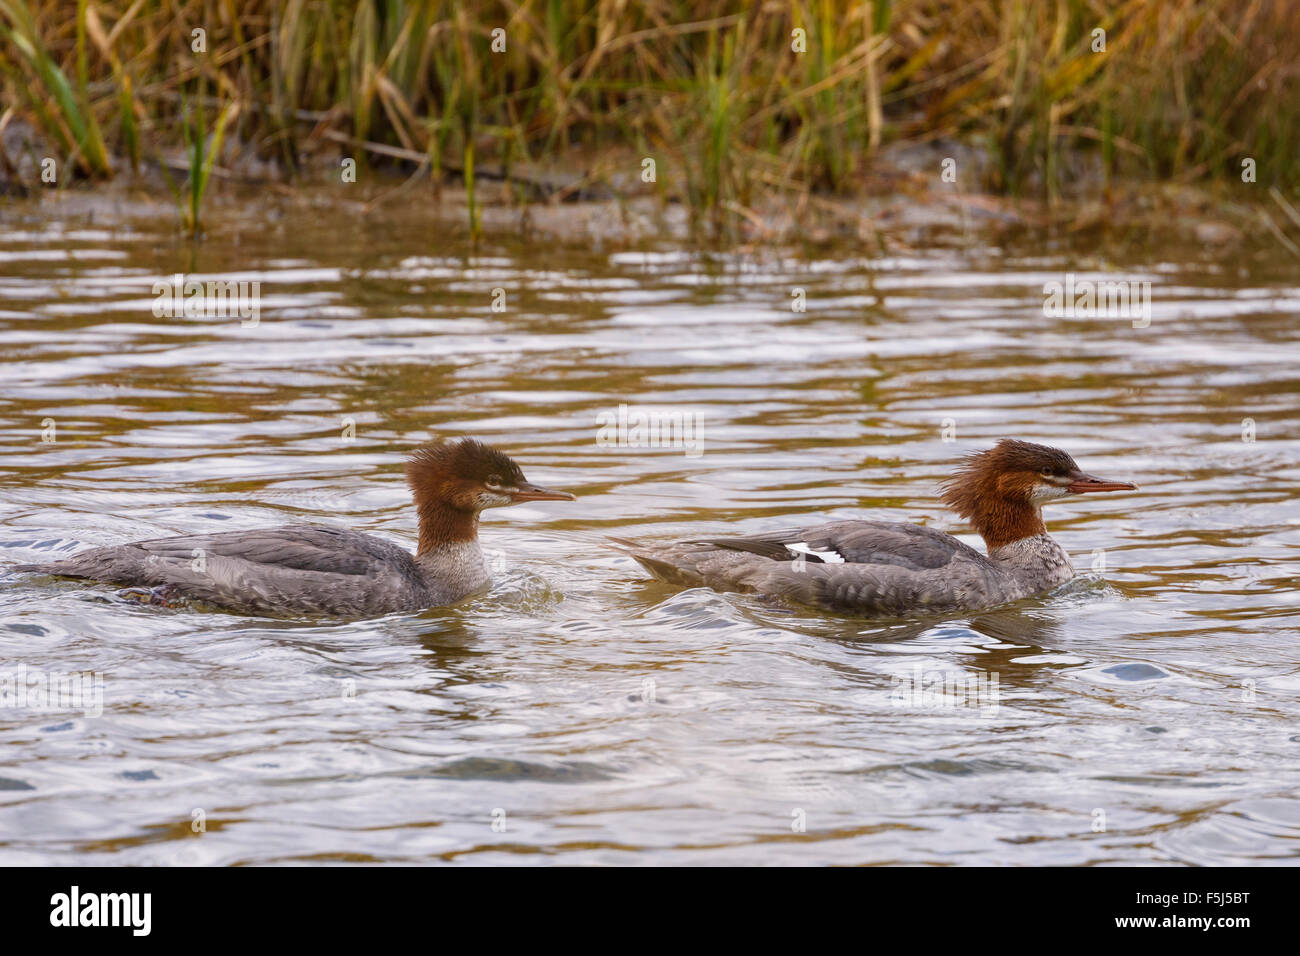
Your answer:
[975,503,1073,592]
[414,498,479,557]
[972,499,1046,552]
[945,481,1074,595]
[411,499,490,602]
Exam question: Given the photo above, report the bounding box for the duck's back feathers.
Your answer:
[615,520,1027,615]
[15,526,435,616]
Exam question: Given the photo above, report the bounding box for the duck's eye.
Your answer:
[486,474,504,489]
[1040,468,1055,478]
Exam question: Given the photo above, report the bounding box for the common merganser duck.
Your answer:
[14,439,575,617]
[614,440,1137,615]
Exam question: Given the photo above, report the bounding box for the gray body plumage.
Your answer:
[621,520,1075,615]
[14,526,490,617]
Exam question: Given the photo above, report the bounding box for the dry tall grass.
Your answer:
[3,1,1296,231]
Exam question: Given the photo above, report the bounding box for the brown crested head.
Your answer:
[405,439,575,552]
[407,438,524,510]
[940,439,1137,550]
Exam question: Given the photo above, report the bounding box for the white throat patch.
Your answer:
[1030,481,1073,504]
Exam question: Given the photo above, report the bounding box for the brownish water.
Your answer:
[1,194,1298,864]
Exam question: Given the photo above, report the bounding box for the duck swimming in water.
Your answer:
[613,440,1137,615]
[14,439,575,618]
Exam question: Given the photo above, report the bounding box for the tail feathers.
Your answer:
[607,536,706,587]
[11,561,74,575]
[12,548,153,583]
[629,552,705,587]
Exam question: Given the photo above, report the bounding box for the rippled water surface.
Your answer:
[1,195,1298,865]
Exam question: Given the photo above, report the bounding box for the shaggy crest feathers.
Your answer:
[406,438,524,493]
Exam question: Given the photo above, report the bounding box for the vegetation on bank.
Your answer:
[1,0,1297,235]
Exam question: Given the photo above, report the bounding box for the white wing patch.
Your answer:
[786,542,846,564]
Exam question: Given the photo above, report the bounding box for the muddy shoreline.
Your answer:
[1,118,1287,256]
